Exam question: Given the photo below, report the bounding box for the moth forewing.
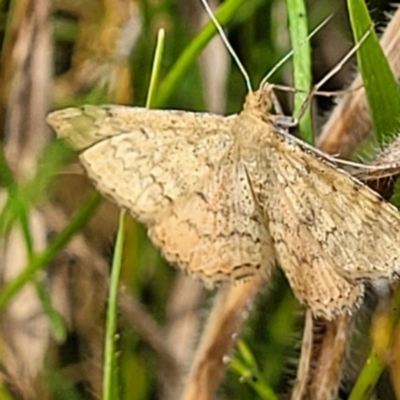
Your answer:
[47,84,400,320]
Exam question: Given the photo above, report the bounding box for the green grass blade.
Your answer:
[34,280,67,341]
[349,353,385,400]
[0,144,15,188]
[146,28,165,108]
[346,3,400,394]
[349,288,400,399]
[230,341,279,400]
[286,0,313,144]
[0,141,71,341]
[0,192,102,314]
[0,146,29,241]
[103,211,125,400]
[103,26,168,400]
[347,0,400,145]
[0,141,71,240]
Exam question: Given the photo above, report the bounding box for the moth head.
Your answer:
[242,84,273,118]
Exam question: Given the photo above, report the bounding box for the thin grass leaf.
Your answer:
[230,342,279,400]
[0,179,34,257]
[103,211,125,400]
[35,280,67,341]
[237,339,258,367]
[0,152,94,339]
[0,192,102,314]
[103,29,167,399]
[0,145,15,188]
[146,28,165,108]
[349,288,400,399]
[0,141,71,240]
[347,0,400,145]
[346,2,400,395]
[286,0,313,144]
[0,146,29,240]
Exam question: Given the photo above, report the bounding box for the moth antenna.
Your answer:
[259,14,334,90]
[200,0,252,92]
[269,83,363,97]
[294,25,373,122]
[313,25,373,93]
[312,85,363,97]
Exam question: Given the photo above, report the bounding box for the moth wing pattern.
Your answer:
[267,132,400,284]
[51,106,234,225]
[149,152,276,285]
[266,178,364,318]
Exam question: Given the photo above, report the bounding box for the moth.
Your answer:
[47,83,400,320]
